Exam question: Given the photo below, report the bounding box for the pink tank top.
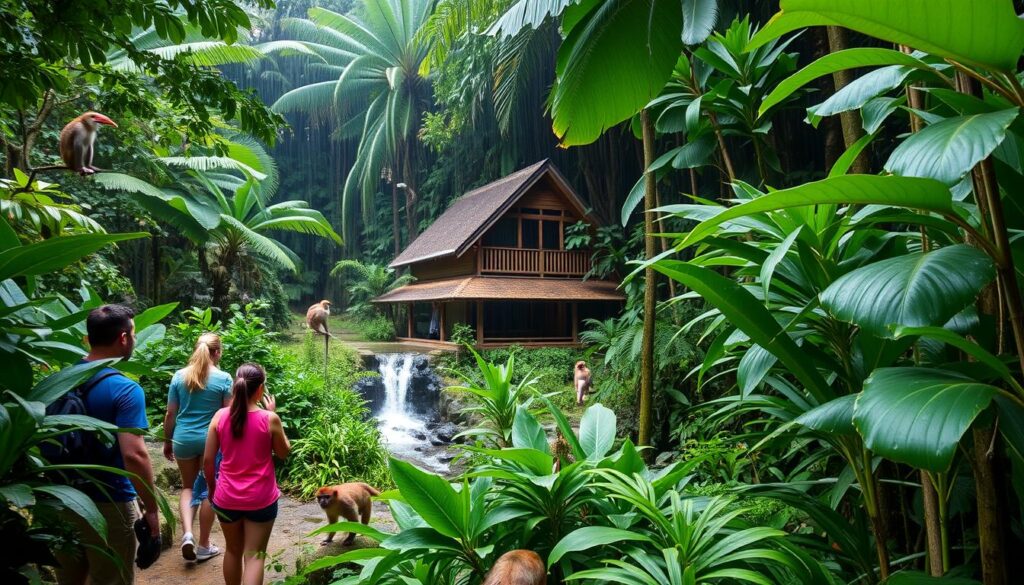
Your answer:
[213,407,279,510]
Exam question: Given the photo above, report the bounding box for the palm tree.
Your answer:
[331,259,414,320]
[96,134,341,312]
[268,0,436,246]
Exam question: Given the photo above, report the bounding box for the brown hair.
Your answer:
[229,363,266,439]
[183,333,222,392]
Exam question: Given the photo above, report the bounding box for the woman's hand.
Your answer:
[261,392,276,412]
[163,441,174,462]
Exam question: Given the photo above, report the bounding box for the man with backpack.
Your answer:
[55,304,160,585]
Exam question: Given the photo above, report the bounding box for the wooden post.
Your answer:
[407,303,413,338]
[476,301,484,345]
[476,244,482,275]
[571,302,578,343]
[440,303,447,342]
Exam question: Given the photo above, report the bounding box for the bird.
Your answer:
[306,300,334,337]
[59,112,118,176]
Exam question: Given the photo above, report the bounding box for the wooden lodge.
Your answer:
[373,160,624,347]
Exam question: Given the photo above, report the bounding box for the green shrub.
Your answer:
[362,314,396,341]
[449,322,475,347]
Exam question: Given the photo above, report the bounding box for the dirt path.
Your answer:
[138,493,396,585]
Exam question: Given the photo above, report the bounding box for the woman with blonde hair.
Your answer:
[163,332,232,562]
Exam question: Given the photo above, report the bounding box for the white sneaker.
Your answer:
[181,533,196,561]
[196,544,221,562]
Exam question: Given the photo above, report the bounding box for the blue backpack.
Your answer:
[42,370,124,463]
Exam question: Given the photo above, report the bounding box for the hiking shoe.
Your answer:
[181,533,196,561]
[196,544,221,562]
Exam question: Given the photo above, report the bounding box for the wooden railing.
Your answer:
[480,247,590,276]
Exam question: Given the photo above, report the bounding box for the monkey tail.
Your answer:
[362,483,381,497]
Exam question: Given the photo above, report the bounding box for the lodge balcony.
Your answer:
[479,246,590,277]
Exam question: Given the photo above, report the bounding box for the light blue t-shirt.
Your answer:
[168,368,233,450]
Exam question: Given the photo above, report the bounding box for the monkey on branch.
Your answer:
[59,112,118,176]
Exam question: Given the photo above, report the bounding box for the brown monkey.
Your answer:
[573,361,592,406]
[59,112,118,175]
[316,482,380,545]
[482,550,546,585]
[306,300,334,337]
[550,429,575,473]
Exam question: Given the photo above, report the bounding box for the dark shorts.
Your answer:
[212,499,278,524]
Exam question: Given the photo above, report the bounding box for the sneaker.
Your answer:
[181,533,196,561]
[196,544,221,562]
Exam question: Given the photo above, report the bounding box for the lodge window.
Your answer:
[484,217,518,247]
[481,206,585,252]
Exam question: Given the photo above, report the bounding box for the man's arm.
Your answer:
[119,432,159,533]
[115,379,159,533]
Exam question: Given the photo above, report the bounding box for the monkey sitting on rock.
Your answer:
[316,482,380,545]
[482,550,547,585]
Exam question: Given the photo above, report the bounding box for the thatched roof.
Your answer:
[373,276,624,303]
[389,160,594,268]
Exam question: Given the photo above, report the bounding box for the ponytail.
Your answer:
[229,363,266,439]
[183,332,222,392]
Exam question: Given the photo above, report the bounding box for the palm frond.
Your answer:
[219,215,297,271]
[158,156,268,181]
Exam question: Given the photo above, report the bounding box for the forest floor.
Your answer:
[141,445,398,584]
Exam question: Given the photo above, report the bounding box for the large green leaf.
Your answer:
[759,48,929,116]
[681,0,718,45]
[891,325,1017,389]
[133,302,179,332]
[551,0,683,146]
[25,359,115,404]
[511,406,550,453]
[855,368,999,472]
[388,458,466,540]
[885,109,1019,185]
[821,245,995,337]
[34,485,107,541]
[795,394,857,435]
[749,0,1024,73]
[0,233,147,281]
[676,175,952,248]
[652,260,832,402]
[579,403,616,461]
[548,526,654,567]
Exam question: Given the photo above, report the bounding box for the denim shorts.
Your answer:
[211,499,279,524]
[190,452,222,508]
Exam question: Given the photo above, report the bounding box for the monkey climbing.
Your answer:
[59,112,118,175]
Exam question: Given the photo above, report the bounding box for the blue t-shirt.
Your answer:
[167,368,232,448]
[78,366,149,502]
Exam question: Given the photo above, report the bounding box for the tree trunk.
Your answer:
[638,110,657,452]
[826,27,870,173]
[957,71,1009,585]
[921,472,945,575]
[392,181,401,257]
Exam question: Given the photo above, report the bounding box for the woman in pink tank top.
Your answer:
[203,364,291,585]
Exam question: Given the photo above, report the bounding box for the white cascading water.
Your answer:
[375,354,448,472]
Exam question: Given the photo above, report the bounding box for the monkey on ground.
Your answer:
[573,361,592,406]
[482,550,546,585]
[316,482,380,545]
[59,112,118,175]
[306,300,334,337]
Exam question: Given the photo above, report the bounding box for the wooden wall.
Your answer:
[411,250,477,280]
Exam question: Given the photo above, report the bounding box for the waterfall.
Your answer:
[373,353,449,473]
[379,353,414,417]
